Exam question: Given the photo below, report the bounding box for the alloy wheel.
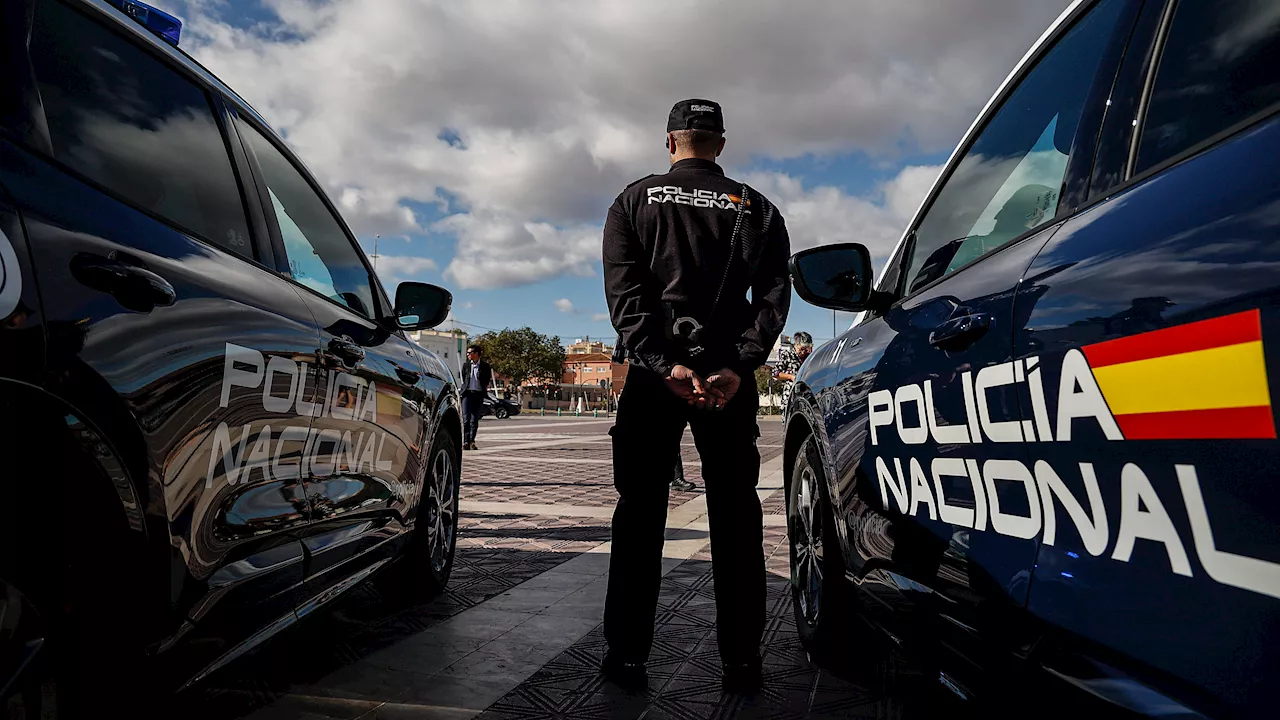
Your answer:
[0,582,49,714]
[425,446,458,572]
[792,464,824,628]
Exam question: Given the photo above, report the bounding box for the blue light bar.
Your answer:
[107,0,182,47]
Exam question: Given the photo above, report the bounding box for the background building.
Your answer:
[565,337,612,356]
[562,352,615,386]
[409,328,469,377]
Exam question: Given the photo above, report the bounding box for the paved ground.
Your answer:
[169,415,952,720]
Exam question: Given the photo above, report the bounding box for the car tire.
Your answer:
[379,424,461,600]
[494,407,509,419]
[788,435,852,663]
[1,419,155,718]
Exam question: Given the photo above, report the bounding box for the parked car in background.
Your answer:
[482,394,521,419]
[0,1,463,716]
[783,0,1280,716]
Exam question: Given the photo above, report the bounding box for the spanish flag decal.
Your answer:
[1082,310,1275,440]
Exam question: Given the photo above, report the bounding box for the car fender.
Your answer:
[431,381,462,443]
[411,343,460,442]
[0,377,173,644]
[784,381,846,545]
[1,377,149,540]
[404,345,461,525]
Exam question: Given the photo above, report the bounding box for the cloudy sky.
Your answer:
[174,0,1070,345]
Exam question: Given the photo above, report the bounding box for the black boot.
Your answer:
[670,457,695,492]
[601,654,647,692]
[721,659,763,694]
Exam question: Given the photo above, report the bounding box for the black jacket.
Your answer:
[603,158,791,377]
[460,360,492,395]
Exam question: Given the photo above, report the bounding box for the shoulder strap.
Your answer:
[706,184,750,324]
[706,185,776,324]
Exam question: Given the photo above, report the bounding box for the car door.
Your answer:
[819,0,1136,682]
[1016,0,1280,714]
[232,115,433,612]
[1,0,319,673]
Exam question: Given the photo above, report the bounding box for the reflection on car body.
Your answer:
[0,0,463,715]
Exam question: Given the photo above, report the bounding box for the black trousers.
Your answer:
[604,368,764,664]
[461,392,483,444]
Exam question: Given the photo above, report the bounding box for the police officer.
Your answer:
[601,99,791,692]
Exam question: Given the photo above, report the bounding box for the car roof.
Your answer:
[78,0,276,138]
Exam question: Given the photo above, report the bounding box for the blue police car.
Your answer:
[784,0,1280,716]
[0,1,463,716]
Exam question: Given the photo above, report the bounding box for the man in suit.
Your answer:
[460,345,492,450]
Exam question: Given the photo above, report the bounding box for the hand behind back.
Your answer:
[664,365,741,411]
[665,364,726,409]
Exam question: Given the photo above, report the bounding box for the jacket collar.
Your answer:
[669,158,724,175]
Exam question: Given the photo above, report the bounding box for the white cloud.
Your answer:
[371,254,438,289]
[180,0,1068,289]
[438,213,600,290]
[591,312,610,322]
[746,164,942,264]
[555,298,576,314]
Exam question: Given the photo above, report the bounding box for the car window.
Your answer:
[28,0,253,259]
[902,0,1127,296]
[1136,0,1280,173]
[238,120,376,317]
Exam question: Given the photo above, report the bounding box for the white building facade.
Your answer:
[409,329,469,378]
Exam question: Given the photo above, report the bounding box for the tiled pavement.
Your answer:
[169,415,955,720]
[474,528,942,720]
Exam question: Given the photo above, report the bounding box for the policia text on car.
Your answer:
[601,99,792,692]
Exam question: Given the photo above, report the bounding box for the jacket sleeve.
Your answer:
[735,212,792,374]
[602,195,678,377]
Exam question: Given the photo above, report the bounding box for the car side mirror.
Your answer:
[789,243,880,311]
[392,282,452,330]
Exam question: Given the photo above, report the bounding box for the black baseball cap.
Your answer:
[667,99,725,133]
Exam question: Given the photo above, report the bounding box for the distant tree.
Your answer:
[755,366,775,395]
[474,327,567,393]
[756,365,781,415]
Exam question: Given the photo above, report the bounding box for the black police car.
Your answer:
[784,0,1280,716]
[0,1,464,715]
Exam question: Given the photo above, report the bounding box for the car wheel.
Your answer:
[381,424,461,600]
[494,407,509,419]
[788,435,850,661]
[423,426,461,587]
[0,580,53,720]
[1,422,156,718]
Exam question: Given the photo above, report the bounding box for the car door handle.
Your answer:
[326,336,365,366]
[929,312,993,351]
[395,367,421,385]
[70,251,176,312]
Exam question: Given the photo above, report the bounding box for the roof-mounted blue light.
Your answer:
[106,0,182,47]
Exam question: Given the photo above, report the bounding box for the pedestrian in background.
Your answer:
[602,98,791,693]
[773,331,813,408]
[671,425,695,492]
[460,345,492,451]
